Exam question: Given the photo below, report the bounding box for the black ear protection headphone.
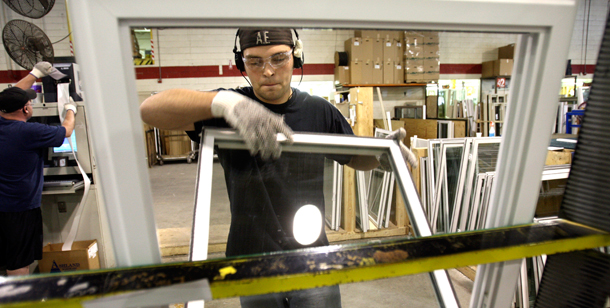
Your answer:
[233,29,304,72]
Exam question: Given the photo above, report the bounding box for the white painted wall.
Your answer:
[0,0,607,103]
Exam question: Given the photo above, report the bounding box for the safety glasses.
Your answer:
[242,50,292,71]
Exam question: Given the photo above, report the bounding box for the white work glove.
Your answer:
[30,61,56,79]
[58,97,77,123]
[379,128,418,170]
[211,91,294,160]
[64,97,77,115]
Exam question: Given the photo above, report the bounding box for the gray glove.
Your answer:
[211,91,294,160]
[30,62,54,78]
[380,128,418,170]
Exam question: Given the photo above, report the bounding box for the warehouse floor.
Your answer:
[149,161,474,307]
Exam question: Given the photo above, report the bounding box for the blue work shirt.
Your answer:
[0,117,65,212]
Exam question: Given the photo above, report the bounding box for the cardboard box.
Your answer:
[495,59,513,76]
[404,46,423,59]
[372,59,383,84]
[361,37,374,61]
[394,41,404,63]
[394,63,404,84]
[422,31,440,44]
[349,61,363,84]
[481,60,495,78]
[383,39,397,64]
[345,38,363,62]
[405,60,424,74]
[423,58,440,72]
[334,66,350,85]
[384,59,394,84]
[405,72,422,83]
[404,31,424,47]
[423,44,440,58]
[362,60,374,84]
[423,72,439,81]
[373,38,384,60]
[377,30,402,41]
[498,44,515,59]
[39,240,100,273]
[406,72,438,83]
[355,30,382,39]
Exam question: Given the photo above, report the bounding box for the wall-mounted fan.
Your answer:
[2,0,55,19]
[2,20,54,70]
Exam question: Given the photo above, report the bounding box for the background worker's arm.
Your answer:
[62,98,77,138]
[62,109,75,138]
[14,62,61,90]
[140,89,218,131]
[13,74,37,91]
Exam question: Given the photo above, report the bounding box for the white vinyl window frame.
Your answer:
[437,120,455,138]
[457,137,502,232]
[193,129,459,306]
[66,1,578,307]
[432,142,466,233]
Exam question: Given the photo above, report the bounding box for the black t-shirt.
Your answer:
[187,87,354,257]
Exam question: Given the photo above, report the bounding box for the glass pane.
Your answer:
[445,146,464,224]
[477,142,500,173]
[196,130,455,306]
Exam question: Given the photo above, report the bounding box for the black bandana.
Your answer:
[238,28,294,51]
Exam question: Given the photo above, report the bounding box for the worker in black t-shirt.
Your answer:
[140,28,416,308]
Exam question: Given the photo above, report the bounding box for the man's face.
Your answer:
[242,44,294,105]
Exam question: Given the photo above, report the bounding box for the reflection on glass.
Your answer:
[197,129,456,306]
[324,158,343,231]
[444,145,464,232]
[477,143,500,173]
[131,28,154,65]
[368,169,385,225]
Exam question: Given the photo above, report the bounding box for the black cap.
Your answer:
[238,28,294,51]
[0,87,37,113]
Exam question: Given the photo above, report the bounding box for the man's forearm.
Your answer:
[14,74,37,91]
[347,155,379,171]
[140,89,218,130]
[62,111,75,137]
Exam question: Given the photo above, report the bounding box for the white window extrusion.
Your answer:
[431,140,466,233]
[66,1,578,307]
[195,129,459,306]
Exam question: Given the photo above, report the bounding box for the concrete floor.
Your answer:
[148,161,474,307]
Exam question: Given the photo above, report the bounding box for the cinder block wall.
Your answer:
[0,0,607,96]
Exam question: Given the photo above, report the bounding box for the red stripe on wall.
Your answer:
[440,64,482,74]
[0,70,31,83]
[570,65,595,75]
[0,64,594,83]
[134,63,336,80]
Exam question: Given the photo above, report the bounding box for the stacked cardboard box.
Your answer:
[481,44,514,78]
[404,31,440,83]
[343,30,404,84]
